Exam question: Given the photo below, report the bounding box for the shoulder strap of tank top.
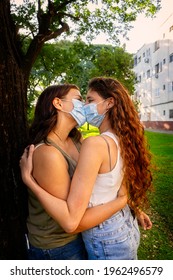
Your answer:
[46,137,81,156]
[45,139,77,179]
[102,131,119,146]
[46,138,72,160]
[34,142,45,150]
[100,135,112,171]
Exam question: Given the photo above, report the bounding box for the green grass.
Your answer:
[138,131,173,260]
[80,125,173,260]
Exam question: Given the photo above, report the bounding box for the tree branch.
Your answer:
[56,0,77,10]
[22,20,69,78]
[23,0,78,75]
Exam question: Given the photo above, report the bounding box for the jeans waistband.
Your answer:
[99,204,130,227]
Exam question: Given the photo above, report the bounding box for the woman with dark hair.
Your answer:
[20,78,152,260]
[20,83,129,260]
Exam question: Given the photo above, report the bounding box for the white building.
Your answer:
[133,13,173,130]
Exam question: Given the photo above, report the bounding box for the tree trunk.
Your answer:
[0,0,29,259]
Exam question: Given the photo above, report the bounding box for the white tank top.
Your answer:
[88,131,124,207]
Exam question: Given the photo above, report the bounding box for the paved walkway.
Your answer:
[145,128,173,134]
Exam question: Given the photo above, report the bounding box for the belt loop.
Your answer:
[98,223,103,229]
[121,209,125,217]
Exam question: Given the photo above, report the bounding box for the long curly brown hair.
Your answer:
[29,84,82,145]
[88,77,153,212]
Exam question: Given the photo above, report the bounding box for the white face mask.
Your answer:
[61,99,86,127]
[84,100,107,127]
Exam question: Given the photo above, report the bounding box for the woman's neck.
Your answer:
[99,119,113,134]
[48,122,74,145]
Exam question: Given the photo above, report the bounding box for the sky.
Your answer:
[124,0,173,53]
[90,0,173,53]
[14,0,173,53]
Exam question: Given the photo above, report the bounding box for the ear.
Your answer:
[107,97,115,109]
[52,97,63,110]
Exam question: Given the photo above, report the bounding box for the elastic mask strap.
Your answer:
[97,99,109,115]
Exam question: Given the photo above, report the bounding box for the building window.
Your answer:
[170,53,173,62]
[163,84,166,90]
[163,58,166,64]
[134,74,138,82]
[143,52,145,57]
[144,58,149,63]
[146,48,150,57]
[138,75,141,83]
[154,40,160,51]
[155,63,159,73]
[163,110,166,116]
[155,63,159,77]
[138,56,141,63]
[134,56,137,66]
[169,109,173,118]
[147,70,150,78]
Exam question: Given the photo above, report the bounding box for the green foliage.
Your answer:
[27,40,91,109]
[28,40,136,120]
[10,0,160,121]
[11,0,160,46]
[89,45,135,93]
[11,2,37,43]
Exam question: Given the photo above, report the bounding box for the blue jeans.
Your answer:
[82,205,140,260]
[27,235,88,260]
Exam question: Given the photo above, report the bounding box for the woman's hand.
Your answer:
[136,210,152,230]
[20,144,35,185]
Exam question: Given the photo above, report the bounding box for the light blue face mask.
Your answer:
[84,100,106,127]
[61,99,86,127]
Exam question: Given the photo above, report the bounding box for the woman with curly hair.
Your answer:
[20,77,152,260]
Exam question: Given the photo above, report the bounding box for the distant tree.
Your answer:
[0,0,159,259]
[28,41,135,121]
[88,45,135,93]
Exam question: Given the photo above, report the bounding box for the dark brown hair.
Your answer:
[29,84,82,144]
[88,77,152,211]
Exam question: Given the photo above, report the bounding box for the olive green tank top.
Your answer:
[27,138,81,249]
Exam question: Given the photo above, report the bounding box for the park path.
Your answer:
[145,128,173,134]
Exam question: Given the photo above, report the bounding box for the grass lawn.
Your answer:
[138,131,173,260]
[80,125,173,260]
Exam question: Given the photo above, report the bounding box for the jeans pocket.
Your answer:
[102,231,137,260]
[101,232,134,260]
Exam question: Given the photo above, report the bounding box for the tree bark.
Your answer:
[0,0,71,259]
[0,0,29,259]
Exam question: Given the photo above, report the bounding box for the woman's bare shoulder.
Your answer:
[33,143,66,164]
[82,135,108,148]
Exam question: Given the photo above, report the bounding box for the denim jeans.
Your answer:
[27,234,88,260]
[82,205,140,260]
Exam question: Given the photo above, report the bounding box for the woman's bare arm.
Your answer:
[20,139,127,233]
